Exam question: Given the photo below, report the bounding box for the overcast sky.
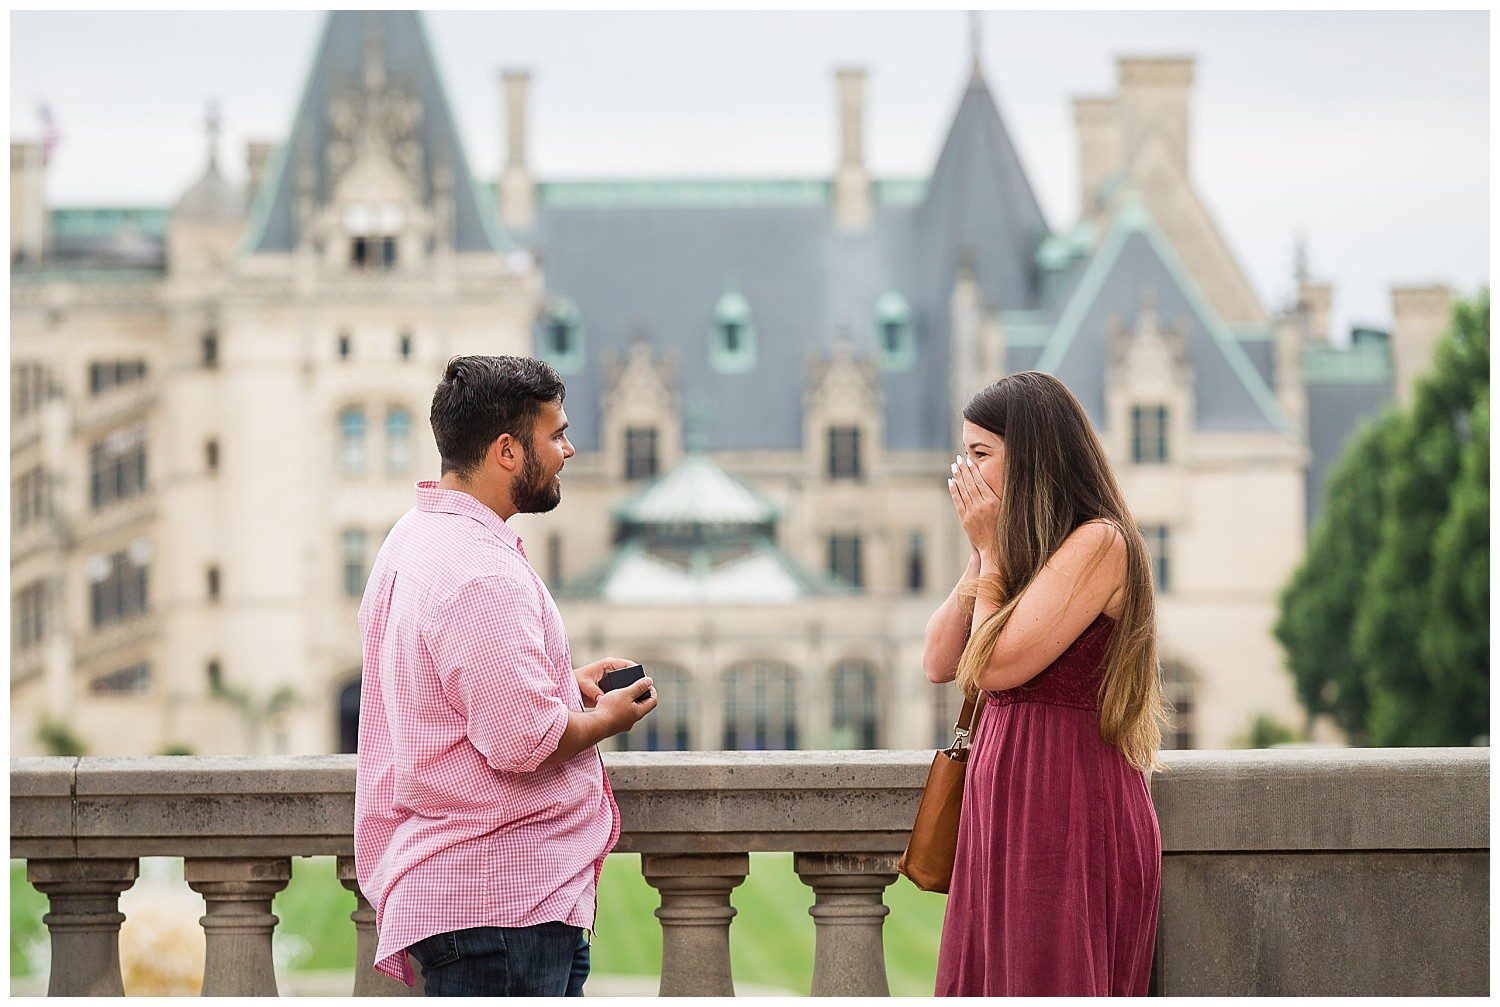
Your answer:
[10,10,1489,335]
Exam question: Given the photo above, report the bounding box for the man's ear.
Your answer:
[489,433,522,475]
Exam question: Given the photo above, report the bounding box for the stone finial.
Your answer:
[499,69,536,231]
[969,10,985,82]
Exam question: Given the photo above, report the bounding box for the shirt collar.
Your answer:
[414,480,524,553]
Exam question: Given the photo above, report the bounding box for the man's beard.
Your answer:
[512,445,561,514]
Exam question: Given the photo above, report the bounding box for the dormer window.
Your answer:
[874,291,914,370]
[539,296,583,373]
[712,291,757,372]
[344,202,402,270]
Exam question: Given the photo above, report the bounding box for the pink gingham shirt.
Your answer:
[354,481,620,986]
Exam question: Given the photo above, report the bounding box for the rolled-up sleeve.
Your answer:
[426,575,571,774]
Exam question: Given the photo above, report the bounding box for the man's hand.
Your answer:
[595,676,657,735]
[574,658,637,709]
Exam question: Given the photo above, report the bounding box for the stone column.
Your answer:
[793,852,901,996]
[27,858,138,996]
[185,856,291,996]
[641,852,749,996]
[336,856,423,995]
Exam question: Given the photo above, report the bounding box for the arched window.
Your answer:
[723,661,797,750]
[874,291,914,370]
[539,296,583,373]
[1161,661,1196,750]
[616,665,692,752]
[385,407,412,474]
[338,407,366,475]
[337,676,361,754]
[712,291,757,372]
[830,660,880,749]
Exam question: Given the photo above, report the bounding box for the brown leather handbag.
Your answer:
[898,691,983,893]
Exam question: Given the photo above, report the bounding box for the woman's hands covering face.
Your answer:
[949,453,1000,559]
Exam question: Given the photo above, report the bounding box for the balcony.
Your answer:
[10,747,1488,996]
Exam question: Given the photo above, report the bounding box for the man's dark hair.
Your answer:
[430,355,565,477]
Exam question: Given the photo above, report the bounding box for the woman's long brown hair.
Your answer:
[953,371,1166,772]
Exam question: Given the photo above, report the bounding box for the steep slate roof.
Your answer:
[243,11,508,255]
[528,67,1049,453]
[1033,196,1291,434]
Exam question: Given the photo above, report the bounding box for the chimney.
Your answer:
[245,140,274,203]
[1072,97,1120,223]
[1116,56,1194,177]
[10,140,49,264]
[499,69,536,233]
[1297,281,1333,345]
[833,67,872,229]
[1389,284,1453,405]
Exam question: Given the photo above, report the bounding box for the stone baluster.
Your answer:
[185,856,291,996]
[337,856,424,996]
[27,858,139,996]
[793,852,901,996]
[641,852,749,996]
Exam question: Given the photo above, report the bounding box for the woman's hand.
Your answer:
[574,658,637,709]
[949,455,1000,560]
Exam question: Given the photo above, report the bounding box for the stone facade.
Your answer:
[10,12,1451,757]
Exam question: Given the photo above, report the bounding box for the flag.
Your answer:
[38,102,60,166]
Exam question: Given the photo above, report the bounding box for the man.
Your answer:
[354,355,656,996]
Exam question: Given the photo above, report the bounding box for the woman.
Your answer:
[925,371,1164,997]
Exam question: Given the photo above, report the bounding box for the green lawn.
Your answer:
[13,853,947,995]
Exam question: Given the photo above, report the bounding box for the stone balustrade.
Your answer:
[10,747,1490,997]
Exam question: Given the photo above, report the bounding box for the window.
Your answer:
[1142,524,1171,592]
[827,426,862,480]
[1131,404,1169,464]
[830,660,880,749]
[206,565,221,603]
[13,363,55,419]
[343,529,367,598]
[202,330,219,369]
[89,663,151,697]
[827,533,864,589]
[385,407,412,474]
[722,661,798,750]
[1161,662,1195,750]
[616,665,693,752]
[345,202,402,270]
[338,407,367,475]
[905,532,925,593]
[538,297,582,372]
[205,439,220,473]
[14,466,50,530]
[624,427,659,482]
[399,331,413,361]
[874,290,914,370]
[88,543,150,629]
[89,359,148,396]
[206,659,224,694]
[89,426,149,511]
[711,291,757,372]
[337,332,352,361]
[14,580,48,652]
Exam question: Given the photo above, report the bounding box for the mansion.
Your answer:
[10,11,1451,757]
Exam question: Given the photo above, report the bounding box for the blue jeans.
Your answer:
[406,922,589,996]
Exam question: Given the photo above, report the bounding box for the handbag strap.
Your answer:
[946,690,985,754]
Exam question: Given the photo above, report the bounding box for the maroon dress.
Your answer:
[935,612,1161,996]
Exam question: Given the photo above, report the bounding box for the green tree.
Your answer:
[36,717,86,757]
[1354,291,1489,745]
[1274,407,1403,743]
[1278,291,1489,746]
[1233,713,1304,749]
